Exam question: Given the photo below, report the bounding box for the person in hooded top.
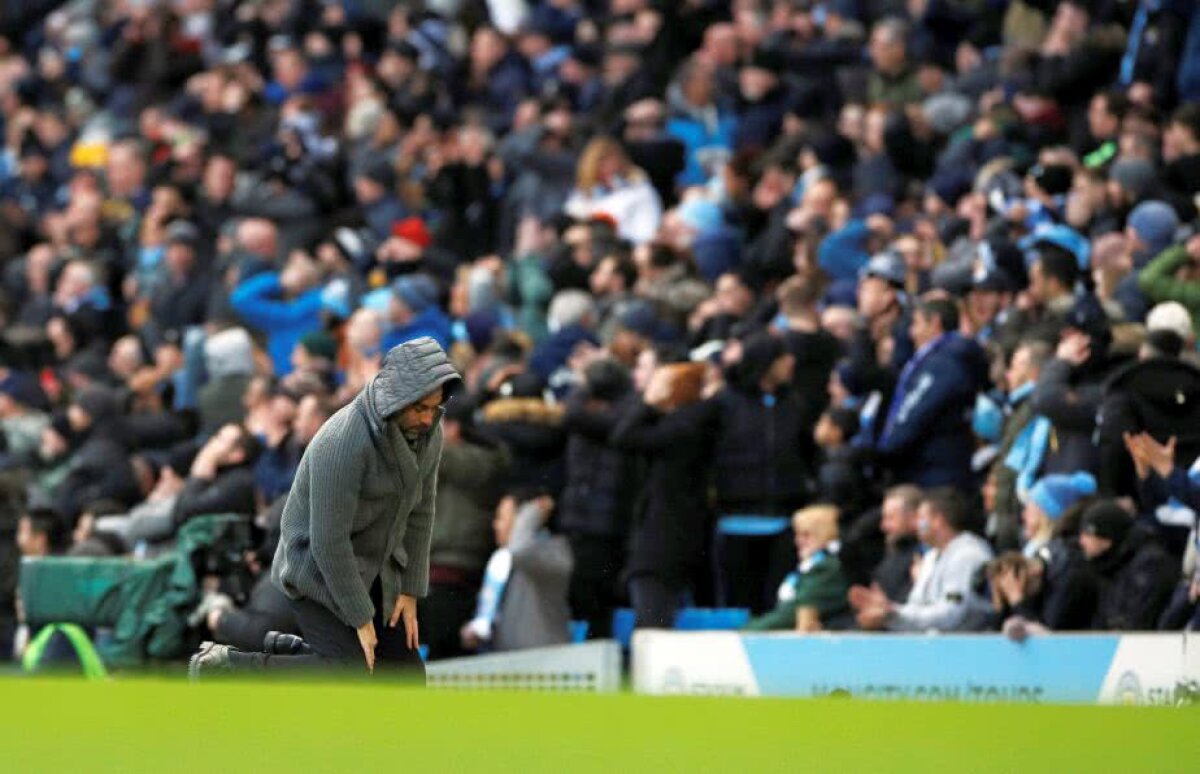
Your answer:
[190,338,460,679]
[1078,500,1177,631]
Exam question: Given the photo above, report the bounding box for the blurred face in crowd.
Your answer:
[164,241,196,279]
[1026,259,1054,304]
[681,63,715,108]
[395,387,444,441]
[1087,94,1120,141]
[881,496,916,543]
[272,49,308,91]
[868,25,906,75]
[346,309,384,357]
[493,496,517,547]
[280,250,320,294]
[715,273,754,317]
[632,347,658,393]
[856,276,895,321]
[916,502,945,547]
[108,336,144,381]
[470,28,507,74]
[106,142,146,198]
[812,413,843,448]
[909,308,943,350]
[1005,346,1038,392]
[1021,501,1050,542]
[1163,120,1200,163]
[1078,531,1112,560]
[738,65,776,102]
[966,287,1005,329]
[293,395,328,447]
[589,256,627,297]
[203,155,236,202]
[821,306,858,343]
[702,23,739,67]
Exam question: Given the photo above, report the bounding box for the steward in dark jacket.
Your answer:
[705,332,816,613]
[558,359,639,638]
[875,300,988,489]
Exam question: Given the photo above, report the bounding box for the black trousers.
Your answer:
[567,534,624,638]
[628,575,688,629]
[418,582,478,661]
[214,575,298,652]
[227,579,425,681]
[713,530,795,615]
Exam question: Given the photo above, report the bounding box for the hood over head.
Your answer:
[368,336,461,421]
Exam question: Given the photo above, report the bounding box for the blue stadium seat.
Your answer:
[674,608,750,630]
[612,608,636,649]
[569,620,590,643]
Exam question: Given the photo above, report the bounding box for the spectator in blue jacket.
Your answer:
[230,250,325,377]
[666,58,737,188]
[875,297,989,489]
[381,274,453,353]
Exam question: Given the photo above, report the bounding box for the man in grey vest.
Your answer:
[190,337,460,678]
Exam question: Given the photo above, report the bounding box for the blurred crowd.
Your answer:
[2,0,1200,663]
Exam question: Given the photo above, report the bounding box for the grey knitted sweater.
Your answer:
[271,337,460,629]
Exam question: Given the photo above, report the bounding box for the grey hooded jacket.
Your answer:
[271,337,460,629]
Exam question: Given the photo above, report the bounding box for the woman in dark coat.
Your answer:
[611,362,713,629]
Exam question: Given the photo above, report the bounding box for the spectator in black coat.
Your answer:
[706,331,815,613]
[557,358,638,638]
[611,362,713,629]
[1032,294,1129,477]
[989,535,1100,638]
[1080,501,1177,631]
[170,423,260,529]
[813,406,867,519]
[51,386,139,528]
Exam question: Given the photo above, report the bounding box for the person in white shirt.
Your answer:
[851,489,994,632]
[563,137,663,245]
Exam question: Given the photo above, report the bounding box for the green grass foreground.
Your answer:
[1,677,1197,771]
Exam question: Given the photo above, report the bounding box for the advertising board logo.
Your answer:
[1115,671,1143,705]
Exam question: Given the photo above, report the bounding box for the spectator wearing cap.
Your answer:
[291,330,339,384]
[564,137,663,246]
[145,221,212,348]
[230,249,325,377]
[704,331,814,614]
[0,371,50,468]
[1032,293,1127,478]
[1022,472,1097,557]
[1107,157,1159,214]
[1139,231,1200,338]
[1114,199,1180,321]
[1079,500,1176,630]
[665,57,738,188]
[353,158,409,242]
[874,297,989,490]
[964,262,1015,344]
[382,273,452,352]
[842,251,912,426]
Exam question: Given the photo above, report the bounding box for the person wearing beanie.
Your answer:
[1138,233,1200,340]
[1078,500,1175,630]
[382,274,452,352]
[0,371,51,467]
[1108,157,1159,209]
[1022,472,1097,557]
[53,384,139,526]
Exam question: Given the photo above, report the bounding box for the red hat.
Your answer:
[391,217,432,249]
